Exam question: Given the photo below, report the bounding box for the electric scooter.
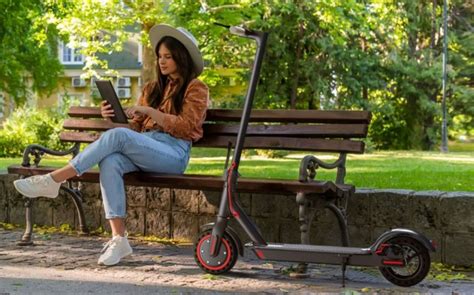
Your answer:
[194,24,435,287]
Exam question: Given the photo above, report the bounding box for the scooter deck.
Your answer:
[248,243,380,266]
[253,243,371,255]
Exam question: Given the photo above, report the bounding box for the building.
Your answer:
[42,34,143,109]
[0,31,247,125]
[0,33,143,125]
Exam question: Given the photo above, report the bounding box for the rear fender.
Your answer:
[371,228,436,253]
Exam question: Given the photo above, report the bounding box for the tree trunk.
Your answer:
[404,3,424,149]
[430,0,437,54]
[422,0,439,150]
[290,7,304,109]
[142,22,157,85]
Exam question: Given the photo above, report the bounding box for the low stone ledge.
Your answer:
[1,172,473,265]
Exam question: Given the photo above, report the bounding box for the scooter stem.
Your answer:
[230,29,268,166]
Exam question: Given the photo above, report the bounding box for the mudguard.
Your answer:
[370,228,436,252]
[199,223,244,256]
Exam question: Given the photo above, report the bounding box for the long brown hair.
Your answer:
[144,36,197,114]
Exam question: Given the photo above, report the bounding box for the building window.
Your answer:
[59,41,84,65]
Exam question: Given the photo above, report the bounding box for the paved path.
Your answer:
[0,228,472,294]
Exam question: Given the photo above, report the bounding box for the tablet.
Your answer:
[95,80,129,123]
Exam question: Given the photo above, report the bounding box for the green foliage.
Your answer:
[255,149,289,159]
[429,262,471,281]
[202,274,220,280]
[252,0,386,110]
[0,106,69,157]
[0,222,20,230]
[0,0,64,104]
[23,0,471,151]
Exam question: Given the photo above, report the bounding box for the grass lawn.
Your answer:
[1,146,472,192]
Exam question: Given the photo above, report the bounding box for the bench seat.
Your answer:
[8,165,354,197]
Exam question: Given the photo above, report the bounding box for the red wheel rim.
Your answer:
[196,234,232,271]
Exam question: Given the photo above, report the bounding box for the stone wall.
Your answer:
[1,172,473,265]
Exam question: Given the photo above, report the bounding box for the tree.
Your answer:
[448,0,473,139]
[368,0,472,149]
[45,0,471,150]
[251,0,386,110]
[0,0,64,105]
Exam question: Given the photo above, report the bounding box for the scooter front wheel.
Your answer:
[194,229,238,274]
[379,236,431,287]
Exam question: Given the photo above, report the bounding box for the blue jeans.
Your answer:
[69,128,191,219]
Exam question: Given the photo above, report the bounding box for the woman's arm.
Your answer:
[125,80,209,139]
[125,105,164,126]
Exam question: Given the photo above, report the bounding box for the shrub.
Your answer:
[255,149,289,159]
[0,106,69,157]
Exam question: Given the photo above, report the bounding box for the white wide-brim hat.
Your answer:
[149,24,204,76]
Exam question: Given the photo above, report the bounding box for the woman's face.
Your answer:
[158,44,178,79]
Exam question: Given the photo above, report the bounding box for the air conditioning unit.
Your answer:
[117,77,131,87]
[71,77,86,87]
[117,88,131,99]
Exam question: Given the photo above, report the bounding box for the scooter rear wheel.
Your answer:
[194,229,238,275]
[379,236,431,287]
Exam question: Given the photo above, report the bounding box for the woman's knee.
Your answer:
[101,127,131,145]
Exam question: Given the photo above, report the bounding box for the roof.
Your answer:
[63,30,142,70]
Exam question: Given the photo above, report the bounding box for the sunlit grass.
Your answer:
[1,148,473,192]
[449,141,474,152]
[186,150,473,191]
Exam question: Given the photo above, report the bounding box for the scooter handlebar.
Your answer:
[229,25,248,37]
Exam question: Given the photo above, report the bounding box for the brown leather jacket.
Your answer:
[131,78,209,142]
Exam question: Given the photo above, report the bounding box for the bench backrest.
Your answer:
[62,107,371,154]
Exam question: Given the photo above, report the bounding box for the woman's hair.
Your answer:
[144,36,197,114]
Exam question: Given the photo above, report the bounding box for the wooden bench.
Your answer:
[8,106,371,247]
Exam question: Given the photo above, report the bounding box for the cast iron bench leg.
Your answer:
[17,198,34,246]
[17,182,89,246]
[326,202,350,247]
[294,192,317,276]
[61,186,89,235]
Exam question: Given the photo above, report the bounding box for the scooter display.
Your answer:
[194,25,435,287]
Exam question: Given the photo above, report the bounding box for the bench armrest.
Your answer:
[299,153,347,184]
[21,143,81,167]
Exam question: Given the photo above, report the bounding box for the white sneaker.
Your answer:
[13,174,61,198]
[98,235,133,266]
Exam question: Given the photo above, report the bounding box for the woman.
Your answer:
[13,24,209,266]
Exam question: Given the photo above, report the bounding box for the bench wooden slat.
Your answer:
[64,119,369,138]
[197,136,365,153]
[68,107,371,124]
[60,131,365,153]
[60,131,100,143]
[8,165,353,196]
[63,119,115,131]
[68,107,103,118]
[207,109,371,123]
[204,123,369,138]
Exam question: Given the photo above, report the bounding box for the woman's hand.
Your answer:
[125,105,152,119]
[100,100,115,119]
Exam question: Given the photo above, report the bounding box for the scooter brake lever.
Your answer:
[213,22,231,29]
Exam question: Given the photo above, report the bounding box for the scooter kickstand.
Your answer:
[341,257,348,288]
